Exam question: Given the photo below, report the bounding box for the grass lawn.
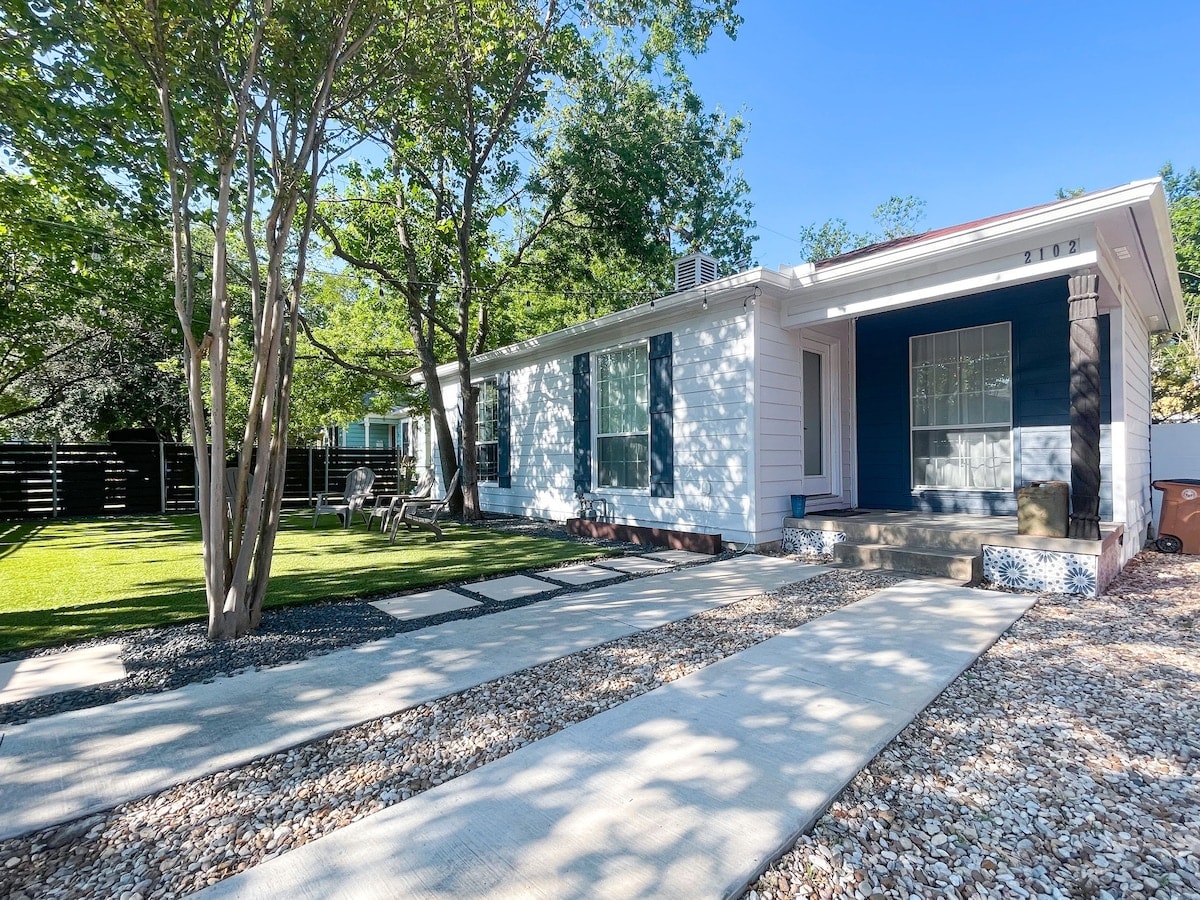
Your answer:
[0,513,609,655]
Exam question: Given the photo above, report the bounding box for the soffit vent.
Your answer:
[674,252,719,292]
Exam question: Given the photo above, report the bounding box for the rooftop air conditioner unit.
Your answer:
[674,252,719,292]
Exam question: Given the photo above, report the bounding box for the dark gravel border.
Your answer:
[0,516,723,726]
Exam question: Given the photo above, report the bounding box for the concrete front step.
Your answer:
[832,541,981,583]
[802,516,993,553]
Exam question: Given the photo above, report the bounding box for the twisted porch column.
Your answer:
[1068,272,1102,540]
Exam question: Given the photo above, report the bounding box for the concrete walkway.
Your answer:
[197,581,1034,899]
[0,555,826,841]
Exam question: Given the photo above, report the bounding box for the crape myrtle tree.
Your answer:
[1,0,402,639]
[135,0,384,640]
[318,0,749,520]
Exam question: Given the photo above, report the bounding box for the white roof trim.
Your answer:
[779,178,1185,331]
[430,267,788,380]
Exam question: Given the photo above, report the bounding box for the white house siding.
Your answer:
[488,358,575,520]
[442,307,758,543]
[668,313,756,540]
[751,298,802,541]
[1117,304,1155,559]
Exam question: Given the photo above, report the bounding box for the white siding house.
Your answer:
[430,179,1185,588]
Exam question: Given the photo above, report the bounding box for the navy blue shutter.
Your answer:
[649,332,674,498]
[573,353,591,493]
[497,372,511,488]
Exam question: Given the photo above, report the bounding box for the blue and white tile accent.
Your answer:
[782,527,847,558]
[982,545,1099,597]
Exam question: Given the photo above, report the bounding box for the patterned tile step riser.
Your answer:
[788,526,1110,598]
[982,545,1099,597]
[782,527,847,557]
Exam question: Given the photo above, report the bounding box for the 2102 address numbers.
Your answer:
[1023,240,1078,264]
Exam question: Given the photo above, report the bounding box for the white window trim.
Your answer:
[909,322,1014,492]
[475,379,499,485]
[593,340,651,493]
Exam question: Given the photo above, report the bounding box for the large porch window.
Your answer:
[910,323,1012,490]
[596,344,649,489]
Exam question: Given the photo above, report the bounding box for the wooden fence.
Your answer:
[0,443,404,520]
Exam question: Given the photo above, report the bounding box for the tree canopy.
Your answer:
[1153,163,1200,422]
[793,195,927,263]
[316,0,753,519]
[0,175,186,440]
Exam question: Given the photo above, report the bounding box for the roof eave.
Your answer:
[424,267,788,383]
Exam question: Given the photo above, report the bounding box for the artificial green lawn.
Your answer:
[0,513,609,654]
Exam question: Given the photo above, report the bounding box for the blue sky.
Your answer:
[685,0,1200,269]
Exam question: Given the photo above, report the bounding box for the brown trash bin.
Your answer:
[1152,479,1200,554]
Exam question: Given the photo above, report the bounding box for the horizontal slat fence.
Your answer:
[0,443,403,521]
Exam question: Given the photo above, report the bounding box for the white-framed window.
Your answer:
[910,323,1012,490]
[398,419,413,460]
[476,380,499,482]
[596,343,649,489]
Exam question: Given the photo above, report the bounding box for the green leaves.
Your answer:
[795,195,928,263]
[0,175,184,439]
[1152,163,1200,422]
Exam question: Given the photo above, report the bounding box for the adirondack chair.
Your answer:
[312,466,376,528]
[389,469,461,543]
[364,468,436,532]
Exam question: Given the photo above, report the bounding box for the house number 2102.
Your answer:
[1023,240,1077,263]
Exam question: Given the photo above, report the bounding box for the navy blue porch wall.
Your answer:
[855,279,1111,516]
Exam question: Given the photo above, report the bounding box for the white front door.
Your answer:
[801,338,838,497]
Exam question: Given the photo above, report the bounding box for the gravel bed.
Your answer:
[0,520,651,727]
[0,568,896,900]
[743,549,1200,900]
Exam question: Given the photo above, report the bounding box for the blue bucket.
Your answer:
[790,494,807,517]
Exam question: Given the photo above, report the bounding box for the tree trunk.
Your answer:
[458,359,482,521]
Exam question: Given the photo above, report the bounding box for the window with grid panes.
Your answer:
[596,344,649,489]
[476,380,499,482]
[910,323,1012,490]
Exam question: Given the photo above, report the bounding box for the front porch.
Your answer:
[782,510,1126,597]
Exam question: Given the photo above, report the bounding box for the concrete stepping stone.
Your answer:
[463,574,556,602]
[370,590,481,621]
[0,643,126,705]
[591,556,673,575]
[642,549,714,565]
[538,563,621,586]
